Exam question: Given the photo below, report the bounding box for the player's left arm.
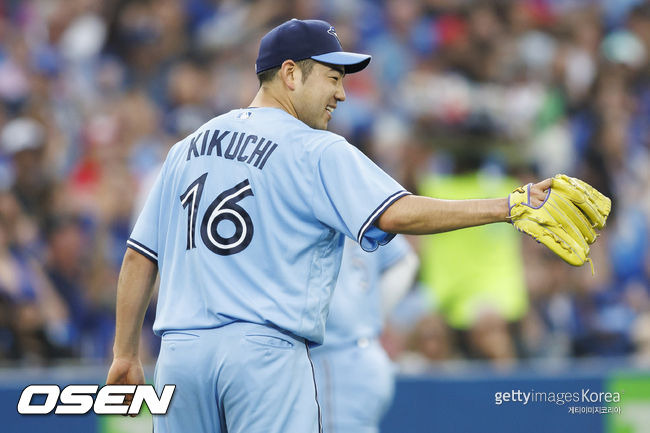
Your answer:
[106,248,158,391]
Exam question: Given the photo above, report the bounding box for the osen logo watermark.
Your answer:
[17,384,175,415]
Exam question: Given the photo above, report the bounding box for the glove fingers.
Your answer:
[566,175,611,225]
[513,218,588,266]
[543,194,591,249]
[548,192,597,244]
[552,178,603,228]
[553,175,611,229]
[567,176,611,214]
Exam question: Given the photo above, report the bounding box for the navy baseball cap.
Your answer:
[255,19,371,74]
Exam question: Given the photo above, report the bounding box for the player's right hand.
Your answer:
[528,178,552,207]
[106,357,145,417]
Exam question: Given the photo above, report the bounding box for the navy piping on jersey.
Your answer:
[356,190,411,251]
[126,238,158,264]
[305,342,323,433]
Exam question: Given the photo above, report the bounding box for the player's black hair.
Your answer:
[257,66,280,86]
[257,59,316,86]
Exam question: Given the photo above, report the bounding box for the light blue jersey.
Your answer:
[322,235,411,346]
[127,107,408,344]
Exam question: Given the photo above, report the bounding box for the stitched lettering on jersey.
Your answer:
[186,130,278,170]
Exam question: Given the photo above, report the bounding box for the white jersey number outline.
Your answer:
[180,174,254,255]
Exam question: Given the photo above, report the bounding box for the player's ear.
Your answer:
[279,60,299,91]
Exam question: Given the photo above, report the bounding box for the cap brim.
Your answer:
[310,52,371,74]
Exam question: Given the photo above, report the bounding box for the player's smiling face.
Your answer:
[293,62,346,130]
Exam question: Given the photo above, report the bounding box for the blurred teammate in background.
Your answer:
[311,235,418,433]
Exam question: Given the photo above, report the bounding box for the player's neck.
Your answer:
[249,87,298,119]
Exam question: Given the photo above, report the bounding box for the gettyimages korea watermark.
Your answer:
[16,384,175,415]
[494,389,623,414]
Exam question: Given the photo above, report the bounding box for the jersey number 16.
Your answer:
[180,173,254,255]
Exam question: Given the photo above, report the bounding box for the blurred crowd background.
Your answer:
[0,0,649,370]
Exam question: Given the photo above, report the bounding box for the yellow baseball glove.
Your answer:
[508,174,611,271]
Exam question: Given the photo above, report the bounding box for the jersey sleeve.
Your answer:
[126,165,165,264]
[312,140,410,252]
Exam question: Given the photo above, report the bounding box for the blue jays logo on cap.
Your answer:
[255,19,371,75]
[327,26,341,45]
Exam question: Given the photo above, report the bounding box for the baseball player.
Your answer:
[311,235,418,433]
[106,18,608,433]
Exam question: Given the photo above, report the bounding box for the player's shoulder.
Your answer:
[297,128,349,156]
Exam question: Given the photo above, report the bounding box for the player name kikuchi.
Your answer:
[186,129,278,170]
